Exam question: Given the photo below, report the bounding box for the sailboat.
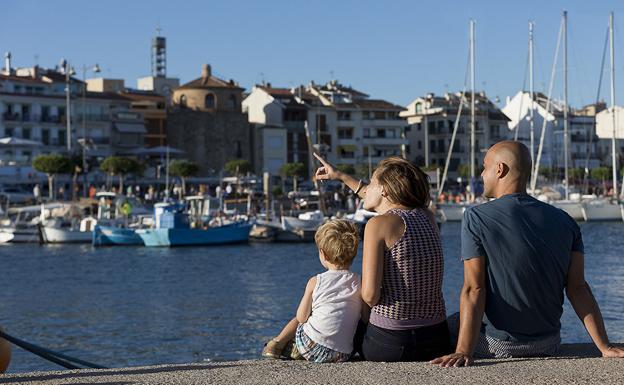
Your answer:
[437,19,477,222]
[582,12,623,222]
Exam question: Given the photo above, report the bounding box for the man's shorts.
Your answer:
[446,312,560,358]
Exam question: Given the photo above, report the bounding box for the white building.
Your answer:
[0,56,146,173]
[243,80,408,177]
[502,91,603,169]
[402,91,509,180]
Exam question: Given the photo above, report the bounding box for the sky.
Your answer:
[3,0,624,108]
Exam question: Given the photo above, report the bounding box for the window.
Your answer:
[337,111,351,121]
[204,94,215,109]
[418,140,422,149]
[430,140,436,153]
[437,120,444,129]
[180,94,187,108]
[228,95,237,110]
[5,127,14,137]
[374,111,385,119]
[416,104,422,113]
[376,129,386,138]
[22,128,31,139]
[428,121,435,133]
[41,106,50,121]
[416,123,421,131]
[338,127,354,139]
[58,130,66,146]
[438,139,445,153]
[42,129,50,145]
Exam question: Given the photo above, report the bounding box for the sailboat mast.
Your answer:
[563,11,569,200]
[529,21,535,174]
[610,12,618,198]
[470,19,476,201]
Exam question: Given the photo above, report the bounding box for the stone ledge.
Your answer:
[0,343,622,385]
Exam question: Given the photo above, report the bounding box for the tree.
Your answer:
[280,162,306,191]
[32,154,73,200]
[457,164,471,179]
[224,159,251,176]
[590,167,610,181]
[100,156,142,193]
[169,160,199,196]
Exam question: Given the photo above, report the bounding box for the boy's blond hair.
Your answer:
[314,219,359,268]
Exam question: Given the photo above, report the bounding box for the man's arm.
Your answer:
[430,257,486,367]
[566,251,624,358]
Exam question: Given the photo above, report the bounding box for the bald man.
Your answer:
[431,141,623,367]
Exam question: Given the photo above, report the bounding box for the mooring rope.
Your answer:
[0,330,107,370]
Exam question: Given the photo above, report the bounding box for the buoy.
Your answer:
[0,327,11,373]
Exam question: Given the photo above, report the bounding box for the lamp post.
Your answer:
[62,60,76,152]
[80,63,101,197]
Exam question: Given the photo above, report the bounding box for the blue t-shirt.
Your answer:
[461,193,584,342]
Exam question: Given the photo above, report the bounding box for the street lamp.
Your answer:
[80,63,101,197]
[61,59,76,152]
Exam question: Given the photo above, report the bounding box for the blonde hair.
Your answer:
[374,156,430,209]
[314,219,359,268]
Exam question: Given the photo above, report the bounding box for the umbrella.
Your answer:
[0,137,44,147]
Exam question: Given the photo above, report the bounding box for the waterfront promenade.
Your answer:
[0,344,621,385]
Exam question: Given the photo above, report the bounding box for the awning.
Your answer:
[114,123,147,134]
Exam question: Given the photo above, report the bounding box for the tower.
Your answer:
[151,27,166,77]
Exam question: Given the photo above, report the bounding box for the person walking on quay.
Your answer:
[432,141,624,367]
[314,153,452,362]
[262,219,362,363]
[33,183,41,203]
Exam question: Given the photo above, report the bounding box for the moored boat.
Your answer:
[136,221,253,247]
[582,199,623,222]
[92,225,143,246]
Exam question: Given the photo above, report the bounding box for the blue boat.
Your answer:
[135,201,253,247]
[92,225,143,246]
[136,221,253,247]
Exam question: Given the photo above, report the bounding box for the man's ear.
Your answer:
[497,162,510,178]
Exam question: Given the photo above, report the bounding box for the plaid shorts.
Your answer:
[295,324,351,363]
[447,312,560,359]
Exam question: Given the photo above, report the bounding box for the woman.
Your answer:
[314,153,451,362]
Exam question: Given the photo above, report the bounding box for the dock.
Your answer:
[0,343,622,384]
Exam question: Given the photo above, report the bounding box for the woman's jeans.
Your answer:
[354,320,453,362]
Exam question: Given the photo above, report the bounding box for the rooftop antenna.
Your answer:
[152,25,167,77]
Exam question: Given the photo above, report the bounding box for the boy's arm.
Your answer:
[566,251,624,358]
[296,276,317,324]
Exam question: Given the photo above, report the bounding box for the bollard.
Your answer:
[0,327,11,373]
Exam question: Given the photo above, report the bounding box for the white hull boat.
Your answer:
[39,217,98,244]
[550,200,586,221]
[582,199,623,222]
[438,203,473,222]
[0,227,39,243]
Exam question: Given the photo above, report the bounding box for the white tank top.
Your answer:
[302,270,361,354]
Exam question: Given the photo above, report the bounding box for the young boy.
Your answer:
[262,219,361,363]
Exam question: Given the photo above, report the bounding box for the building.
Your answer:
[243,79,408,178]
[595,105,624,170]
[0,56,146,170]
[243,84,312,176]
[307,80,408,170]
[402,91,509,180]
[121,89,168,147]
[167,64,251,175]
[503,91,604,170]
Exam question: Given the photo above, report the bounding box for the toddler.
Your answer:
[262,219,361,363]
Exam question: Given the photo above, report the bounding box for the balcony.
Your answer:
[362,137,409,146]
[2,112,21,121]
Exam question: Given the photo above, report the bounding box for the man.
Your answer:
[432,141,623,367]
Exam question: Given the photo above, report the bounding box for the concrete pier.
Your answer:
[0,343,622,384]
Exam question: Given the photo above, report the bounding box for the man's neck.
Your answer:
[494,185,527,199]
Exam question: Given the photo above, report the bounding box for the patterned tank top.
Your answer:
[369,208,446,330]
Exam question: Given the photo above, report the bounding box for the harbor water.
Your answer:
[0,222,622,373]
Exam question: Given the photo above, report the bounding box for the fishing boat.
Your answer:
[39,216,97,244]
[136,202,253,247]
[92,225,143,246]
